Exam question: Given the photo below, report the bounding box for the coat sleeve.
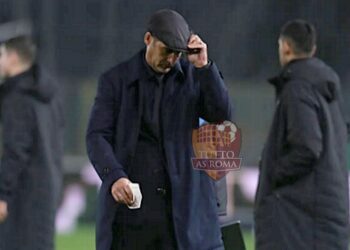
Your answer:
[86,73,128,185]
[0,93,35,202]
[274,82,323,187]
[194,62,233,122]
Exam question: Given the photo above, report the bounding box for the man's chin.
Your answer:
[156,67,171,74]
[163,68,171,73]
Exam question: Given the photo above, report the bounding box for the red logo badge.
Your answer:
[192,121,242,180]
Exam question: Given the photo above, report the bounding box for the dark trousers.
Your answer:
[111,190,177,250]
[112,136,177,249]
[111,215,176,250]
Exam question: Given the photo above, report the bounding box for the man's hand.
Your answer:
[111,178,134,206]
[0,200,8,223]
[187,34,208,68]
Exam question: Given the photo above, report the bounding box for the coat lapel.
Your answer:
[162,62,186,113]
[125,79,144,159]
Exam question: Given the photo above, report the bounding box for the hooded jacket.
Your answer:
[0,65,64,250]
[254,57,350,250]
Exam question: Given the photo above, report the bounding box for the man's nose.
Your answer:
[167,53,180,64]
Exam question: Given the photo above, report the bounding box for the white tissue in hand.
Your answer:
[127,183,142,209]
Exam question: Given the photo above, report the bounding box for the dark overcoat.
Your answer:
[254,58,350,250]
[0,65,64,250]
[86,49,232,250]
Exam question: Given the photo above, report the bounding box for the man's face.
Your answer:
[278,38,287,67]
[278,37,295,67]
[0,45,13,78]
[144,32,182,74]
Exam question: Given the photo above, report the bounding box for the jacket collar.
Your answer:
[268,58,314,95]
[268,58,315,85]
[0,66,34,96]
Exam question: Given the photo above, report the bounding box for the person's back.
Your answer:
[280,57,348,248]
[308,59,350,249]
[0,21,64,250]
[255,20,349,250]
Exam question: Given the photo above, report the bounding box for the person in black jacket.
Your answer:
[254,19,350,250]
[0,21,64,250]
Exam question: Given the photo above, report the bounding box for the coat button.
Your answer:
[103,167,110,174]
[156,188,167,196]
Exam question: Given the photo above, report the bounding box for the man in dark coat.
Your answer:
[0,21,64,250]
[254,19,350,250]
[86,9,232,250]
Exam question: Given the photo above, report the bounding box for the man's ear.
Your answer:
[144,32,152,46]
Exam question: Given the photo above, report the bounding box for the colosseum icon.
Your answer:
[192,121,242,180]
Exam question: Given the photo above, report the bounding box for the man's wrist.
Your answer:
[195,60,212,69]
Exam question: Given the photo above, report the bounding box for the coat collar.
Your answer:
[126,48,185,87]
[1,66,33,88]
[268,58,312,96]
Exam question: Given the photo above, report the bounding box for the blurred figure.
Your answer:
[254,20,350,250]
[55,162,101,234]
[0,21,64,250]
[87,9,232,250]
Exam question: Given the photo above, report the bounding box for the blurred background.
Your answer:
[0,0,350,249]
